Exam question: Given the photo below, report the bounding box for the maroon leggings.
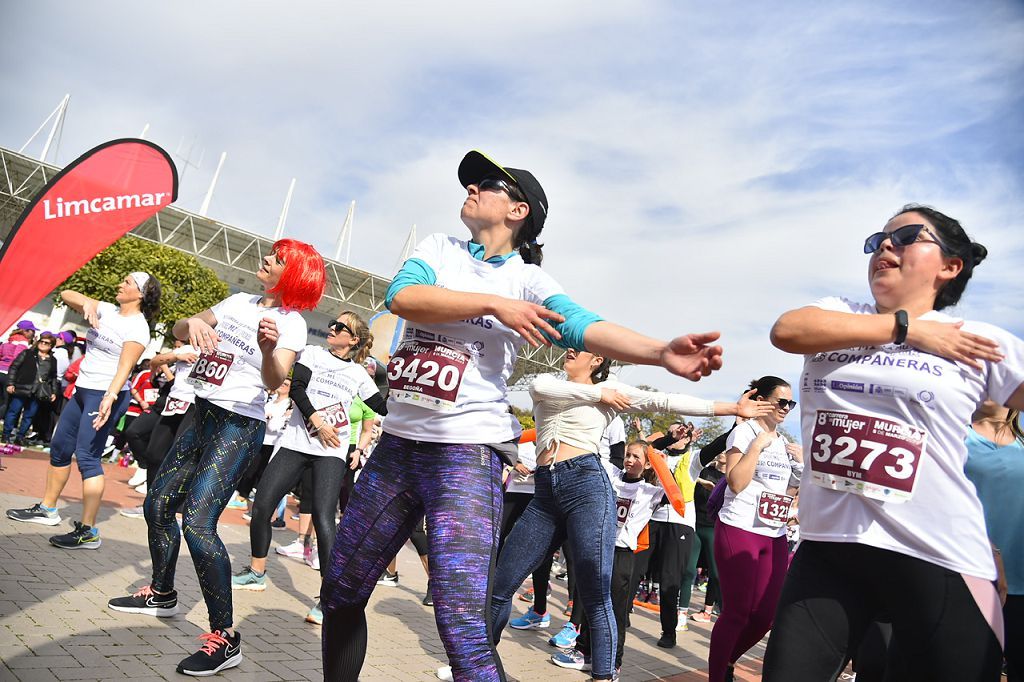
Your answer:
[708,519,789,681]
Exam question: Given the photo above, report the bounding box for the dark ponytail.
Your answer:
[518,240,544,266]
[748,375,789,399]
[141,277,162,328]
[892,204,987,310]
[590,356,612,383]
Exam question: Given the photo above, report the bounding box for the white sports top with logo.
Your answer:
[161,344,198,416]
[719,421,801,538]
[190,293,307,420]
[76,301,150,391]
[604,461,664,551]
[385,234,569,444]
[797,297,1024,579]
[276,345,382,458]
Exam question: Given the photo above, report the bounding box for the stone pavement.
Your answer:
[0,449,767,681]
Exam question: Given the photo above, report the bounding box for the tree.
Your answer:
[512,406,535,431]
[695,415,729,449]
[55,236,230,341]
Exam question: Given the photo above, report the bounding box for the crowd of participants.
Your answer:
[0,149,1021,682]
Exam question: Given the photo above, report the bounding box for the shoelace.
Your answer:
[132,585,155,598]
[198,631,230,655]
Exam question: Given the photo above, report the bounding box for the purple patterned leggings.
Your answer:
[321,432,506,681]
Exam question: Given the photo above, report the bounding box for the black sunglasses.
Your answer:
[863,223,947,255]
[477,176,527,203]
[328,320,355,336]
[773,398,797,410]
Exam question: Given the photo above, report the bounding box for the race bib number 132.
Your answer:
[809,409,927,503]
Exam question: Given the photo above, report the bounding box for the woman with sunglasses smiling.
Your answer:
[231,311,386,628]
[321,150,726,682]
[762,205,1024,682]
[7,273,160,549]
[709,375,802,682]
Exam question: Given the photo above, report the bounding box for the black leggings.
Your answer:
[125,394,167,466]
[500,491,553,612]
[250,446,345,577]
[762,540,1003,682]
[235,443,274,500]
[628,520,693,634]
[140,407,195,490]
[145,399,264,631]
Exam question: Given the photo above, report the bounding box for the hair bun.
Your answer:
[970,242,988,267]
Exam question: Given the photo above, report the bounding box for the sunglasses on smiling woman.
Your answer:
[774,398,797,410]
[328,320,355,336]
[863,223,950,255]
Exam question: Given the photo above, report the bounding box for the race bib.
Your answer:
[615,497,634,528]
[809,409,927,503]
[387,340,470,412]
[307,401,350,441]
[756,491,793,527]
[161,398,192,416]
[186,350,234,389]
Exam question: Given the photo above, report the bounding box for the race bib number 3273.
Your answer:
[809,409,928,503]
[387,341,470,412]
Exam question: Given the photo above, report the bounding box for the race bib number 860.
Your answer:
[809,409,927,502]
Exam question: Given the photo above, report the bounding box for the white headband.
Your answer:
[130,271,151,293]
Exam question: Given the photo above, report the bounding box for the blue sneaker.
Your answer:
[230,566,266,591]
[550,648,590,671]
[510,607,550,630]
[548,622,579,648]
[305,599,323,625]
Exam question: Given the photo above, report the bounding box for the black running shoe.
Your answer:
[49,521,101,549]
[108,585,179,617]
[422,580,433,606]
[176,629,242,676]
[6,502,61,526]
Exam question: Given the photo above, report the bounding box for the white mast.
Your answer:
[198,152,227,217]
[334,200,356,263]
[274,178,296,240]
[19,94,70,163]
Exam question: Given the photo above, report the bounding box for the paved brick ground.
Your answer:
[0,448,767,681]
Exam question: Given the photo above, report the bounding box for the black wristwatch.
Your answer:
[893,309,909,344]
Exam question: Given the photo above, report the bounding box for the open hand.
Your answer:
[660,332,724,381]
[186,318,220,354]
[737,389,774,419]
[493,298,564,348]
[907,319,1002,371]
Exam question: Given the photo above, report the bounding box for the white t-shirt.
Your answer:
[192,293,307,420]
[718,421,800,538]
[598,417,626,460]
[797,296,1024,579]
[649,449,701,528]
[161,345,198,415]
[76,302,150,391]
[604,461,664,550]
[275,345,382,458]
[506,441,538,494]
[263,397,291,446]
[384,234,567,444]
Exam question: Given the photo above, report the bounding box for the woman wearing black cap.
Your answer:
[321,150,727,682]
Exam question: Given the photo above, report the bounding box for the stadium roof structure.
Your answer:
[0,144,565,384]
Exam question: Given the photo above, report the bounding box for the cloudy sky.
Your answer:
[3,2,1022,426]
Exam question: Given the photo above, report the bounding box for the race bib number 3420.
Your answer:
[387,341,470,412]
[809,409,928,503]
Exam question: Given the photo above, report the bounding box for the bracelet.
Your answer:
[893,309,909,344]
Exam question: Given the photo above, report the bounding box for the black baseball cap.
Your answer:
[458,150,548,234]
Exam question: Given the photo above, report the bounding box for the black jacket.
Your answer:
[6,348,59,400]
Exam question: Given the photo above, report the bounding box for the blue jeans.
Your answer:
[4,394,41,440]
[490,454,618,680]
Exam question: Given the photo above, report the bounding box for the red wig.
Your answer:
[266,239,327,311]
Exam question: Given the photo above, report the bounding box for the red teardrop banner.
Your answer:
[0,139,178,333]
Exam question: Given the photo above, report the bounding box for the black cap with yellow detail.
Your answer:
[458,150,548,235]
